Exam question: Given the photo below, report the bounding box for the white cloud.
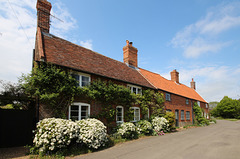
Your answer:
[80,40,93,50]
[0,0,78,83]
[184,39,229,58]
[51,0,77,38]
[160,66,240,102]
[0,0,36,82]
[171,2,240,58]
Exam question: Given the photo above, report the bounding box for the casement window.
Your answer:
[69,102,90,121]
[127,84,142,95]
[205,103,208,108]
[131,107,140,122]
[181,110,184,120]
[71,72,91,87]
[186,99,189,105]
[116,106,124,123]
[197,101,200,107]
[165,93,171,101]
[186,111,190,120]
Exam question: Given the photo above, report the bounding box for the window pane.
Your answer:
[71,105,79,111]
[116,107,123,122]
[134,108,140,121]
[137,88,142,95]
[133,87,137,94]
[81,76,90,87]
[70,105,79,121]
[181,110,184,120]
[81,105,89,119]
[71,74,80,86]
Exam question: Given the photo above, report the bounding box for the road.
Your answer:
[73,120,240,159]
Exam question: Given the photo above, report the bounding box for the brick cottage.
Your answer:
[34,0,209,127]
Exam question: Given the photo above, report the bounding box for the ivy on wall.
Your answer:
[21,62,165,124]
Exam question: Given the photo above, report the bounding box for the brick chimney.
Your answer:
[170,69,179,83]
[190,78,196,90]
[36,0,52,33]
[123,40,138,68]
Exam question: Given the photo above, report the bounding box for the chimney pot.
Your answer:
[191,78,196,90]
[123,40,138,67]
[170,69,179,83]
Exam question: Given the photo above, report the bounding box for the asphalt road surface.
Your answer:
[73,120,240,159]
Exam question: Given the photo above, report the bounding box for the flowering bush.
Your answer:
[33,118,79,153]
[117,122,139,139]
[151,117,169,133]
[76,118,108,149]
[33,118,108,153]
[135,120,152,135]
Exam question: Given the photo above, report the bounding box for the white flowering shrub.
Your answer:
[76,118,108,149]
[33,118,79,153]
[33,118,108,153]
[117,122,139,139]
[151,117,169,133]
[136,120,153,135]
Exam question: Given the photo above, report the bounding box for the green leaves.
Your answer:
[211,96,240,119]
[20,62,77,118]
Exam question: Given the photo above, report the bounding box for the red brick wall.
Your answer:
[161,90,193,126]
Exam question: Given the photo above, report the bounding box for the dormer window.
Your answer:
[72,72,91,87]
[128,84,142,95]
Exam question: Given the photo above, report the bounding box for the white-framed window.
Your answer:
[127,84,142,95]
[186,99,189,105]
[71,72,91,87]
[181,110,184,120]
[69,102,90,121]
[186,111,190,120]
[144,108,150,119]
[197,101,200,107]
[116,106,124,123]
[166,93,171,101]
[205,103,208,108]
[131,107,140,122]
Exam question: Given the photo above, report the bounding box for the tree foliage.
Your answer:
[20,62,77,117]
[0,80,32,109]
[210,96,240,119]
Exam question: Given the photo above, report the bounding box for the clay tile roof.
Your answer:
[139,68,207,103]
[39,32,154,88]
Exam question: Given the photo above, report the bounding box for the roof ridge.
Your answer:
[42,32,128,66]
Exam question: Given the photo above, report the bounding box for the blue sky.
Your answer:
[0,0,240,102]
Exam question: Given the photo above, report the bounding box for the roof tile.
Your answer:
[139,68,207,102]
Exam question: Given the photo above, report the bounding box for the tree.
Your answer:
[216,96,240,119]
[20,62,77,118]
[0,80,31,109]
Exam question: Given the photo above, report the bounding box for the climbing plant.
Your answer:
[20,62,77,118]
[193,102,209,126]
[20,62,165,125]
[137,89,165,118]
